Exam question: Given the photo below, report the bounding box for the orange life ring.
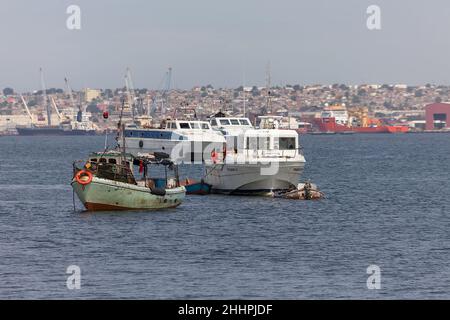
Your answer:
[75,170,93,185]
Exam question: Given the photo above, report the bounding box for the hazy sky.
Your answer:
[1,0,450,91]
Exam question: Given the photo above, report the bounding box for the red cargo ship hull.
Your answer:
[313,118,408,134]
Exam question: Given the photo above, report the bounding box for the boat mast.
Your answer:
[125,67,136,123]
[122,123,126,158]
[266,61,272,114]
[40,68,52,126]
[243,69,246,118]
[117,97,127,159]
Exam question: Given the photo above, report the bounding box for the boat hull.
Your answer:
[124,138,224,163]
[313,118,409,134]
[204,161,305,196]
[17,127,97,136]
[71,177,186,211]
[182,181,212,195]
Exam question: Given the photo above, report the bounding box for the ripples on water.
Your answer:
[0,134,450,299]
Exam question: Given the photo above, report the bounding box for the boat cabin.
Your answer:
[257,116,284,129]
[87,151,133,170]
[210,117,253,129]
[164,120,212,131]
[81,151,180,189]
[242,131,298,151]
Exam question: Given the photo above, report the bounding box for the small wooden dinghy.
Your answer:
[272,181,324,200]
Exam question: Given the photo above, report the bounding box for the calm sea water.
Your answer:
[0,133,450,299]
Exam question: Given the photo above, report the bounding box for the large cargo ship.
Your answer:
[16,70,98,136]
[16,125,96,136]
[313,106,409,134]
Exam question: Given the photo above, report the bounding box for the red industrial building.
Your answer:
[425,103,450,130]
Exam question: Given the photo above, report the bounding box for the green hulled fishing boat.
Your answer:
[71,150,186,211]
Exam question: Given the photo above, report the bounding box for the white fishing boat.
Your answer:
[205,115,306,195]
[119,119,226,163]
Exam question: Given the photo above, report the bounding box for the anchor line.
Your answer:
[72,189,76,212]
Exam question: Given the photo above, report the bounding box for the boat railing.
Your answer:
[240,148,302,159]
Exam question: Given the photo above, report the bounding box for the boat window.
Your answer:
[90,158,98,163]
[179,122,191,129]
[201,123,210,129]
[230,119,240,125]
[190,122,200,129]
[108,159,117,164]
[246,137,258,149]
[219,119,230,126]
[210,119,217,126]
[279,137,296,150]
[258,136,270,150]
[99,158,107,163]
[239,119,250,126]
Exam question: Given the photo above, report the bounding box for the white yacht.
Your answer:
[205,115,306,195]
[119,119,226,163]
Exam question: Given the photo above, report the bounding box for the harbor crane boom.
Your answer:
[161,67,172,117]
[124,67,136,122]
[65,77,83,122]
[64,77,78,111]
[40,68,52,126]
[20,95,34,124]
[50,96,63,121]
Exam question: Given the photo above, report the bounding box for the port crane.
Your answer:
[150,67,172,117]
[124,67,136,122]
[40,68,52,126]
[64,77,83,122]
[50,96,66,122]
[20,95,34,125]
[161,67,172,116]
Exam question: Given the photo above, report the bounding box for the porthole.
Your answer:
[139,140,144,148]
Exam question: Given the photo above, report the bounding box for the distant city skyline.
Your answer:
[2,0,450,92]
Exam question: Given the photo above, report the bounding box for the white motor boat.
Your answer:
[119,119,226,163]
[205,115,306,195]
